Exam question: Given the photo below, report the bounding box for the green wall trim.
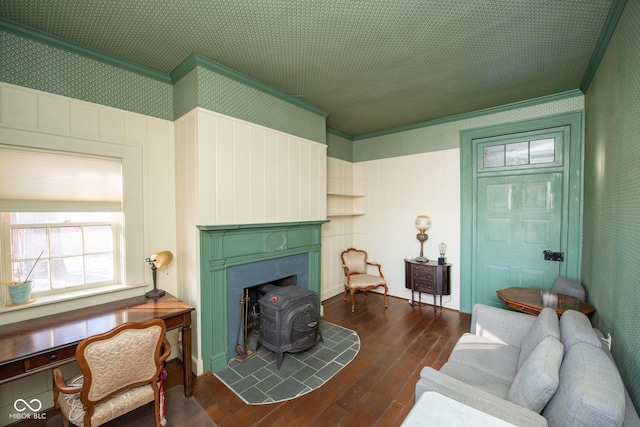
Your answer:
[580,0,628,93]
[198,220,328,373]
[0,17,172,84]
[459,111,584,313]
[353,90,584,142]
[327,127,354,141]
[172,52,330,119]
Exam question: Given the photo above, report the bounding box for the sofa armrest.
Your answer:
[471,304,537,348]
[417,367,547,427]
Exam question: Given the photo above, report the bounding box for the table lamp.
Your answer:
[414,215,432,262]
[145,250,173,299]
[438,242,447,265]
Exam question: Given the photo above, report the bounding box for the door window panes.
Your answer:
[483,138,556,169]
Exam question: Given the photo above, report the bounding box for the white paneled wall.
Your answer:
[322,157,356,299]
[353,149,461,310]
[193,108,326,225]
[0,82,177,426]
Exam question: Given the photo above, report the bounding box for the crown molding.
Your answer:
[352,89,584,141]
[580,0,628,93]
[0,17,172,84]
[326,127,354,141]
[171,52,330,118]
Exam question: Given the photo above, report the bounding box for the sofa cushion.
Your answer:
[517,307,560,369]
[542,342,625,427]
[560,309,602,353]
[440,360,512,399]
[508,336,563,413]
[447,333,520,382]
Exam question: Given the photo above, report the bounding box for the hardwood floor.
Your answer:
[185,293,471,427]
[16,293,470,427]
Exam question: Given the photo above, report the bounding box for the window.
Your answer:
[0,144,136,306]
[5,212,121,296]
[482,138,555,169]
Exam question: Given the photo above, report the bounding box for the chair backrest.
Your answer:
[551,276,586,301]
[77,319,166,404]
[341,248,367,274]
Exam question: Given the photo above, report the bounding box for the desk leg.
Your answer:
[182,314,194,398]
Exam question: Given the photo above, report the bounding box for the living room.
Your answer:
[0,0,638,425]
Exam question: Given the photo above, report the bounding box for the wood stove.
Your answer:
[258,285,322,368]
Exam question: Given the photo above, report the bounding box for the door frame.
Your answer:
[460,111,584,313]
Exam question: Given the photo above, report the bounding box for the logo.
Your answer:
[9,399,46,421]
[14,399,43,412]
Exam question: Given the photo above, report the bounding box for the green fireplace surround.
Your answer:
[198,220,328,374]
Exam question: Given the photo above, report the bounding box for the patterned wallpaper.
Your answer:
[0,27,328,144]
[583,0,640,411]
[0,30,173,120]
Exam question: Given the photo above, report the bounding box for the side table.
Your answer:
[404,259,451,311]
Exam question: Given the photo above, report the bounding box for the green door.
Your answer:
[460,112,583,313]
[476,172,563,306]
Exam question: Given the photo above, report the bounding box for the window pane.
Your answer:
[11,212,49,224]
[506,142,529,166]
[84,226,113,253]
[484,145,504,168]
[85,253,114,284]
[50,227,82,257]
[51,256,84,288]
[11,260,51,292]
[530,138,555,164]
[11,228,48,259]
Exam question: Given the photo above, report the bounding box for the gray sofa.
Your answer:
[415,304,640,427]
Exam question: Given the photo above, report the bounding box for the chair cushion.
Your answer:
[508,336,563,413]
[58,383,155,426]
[440,360,512,399]
[542,342,625,427]
[345,273,386,288]
[559,309,602,354]
[517,307,560,369]
[447,333,520,383]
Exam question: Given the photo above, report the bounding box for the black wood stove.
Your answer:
[258,285,322,368]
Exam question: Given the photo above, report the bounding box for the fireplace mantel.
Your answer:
[198,220,328,373]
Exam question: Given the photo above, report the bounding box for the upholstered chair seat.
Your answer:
[341,248,388,312]
[53,319,171,427]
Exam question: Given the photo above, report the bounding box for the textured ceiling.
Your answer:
[0,0,613,137]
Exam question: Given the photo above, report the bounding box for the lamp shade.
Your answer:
[150,251,173,269]
[415,215,432,232]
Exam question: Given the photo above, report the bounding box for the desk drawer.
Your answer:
[414,281,435,294]
[24,347,76,372]
[412,264,435,275]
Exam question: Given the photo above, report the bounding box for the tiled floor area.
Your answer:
[214,321,360,404]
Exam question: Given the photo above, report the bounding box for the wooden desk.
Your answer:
[0,293,195,397]
[496,286,595,316]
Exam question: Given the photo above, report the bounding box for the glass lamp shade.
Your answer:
[415,215,432,232]
[438,243,447,257]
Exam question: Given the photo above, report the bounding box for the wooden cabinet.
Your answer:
[404,260,451,310]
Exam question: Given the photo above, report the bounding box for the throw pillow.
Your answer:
[517,307,560,369]
[559,309,602,354]
[508,336,563,413]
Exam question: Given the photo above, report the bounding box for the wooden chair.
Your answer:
[341,248,388,312]
[53,319,171,427]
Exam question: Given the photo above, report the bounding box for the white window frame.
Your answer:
[0,128,145,316]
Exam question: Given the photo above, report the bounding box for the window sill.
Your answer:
[0,283,148,326]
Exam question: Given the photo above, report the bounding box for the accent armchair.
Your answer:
[53,319,171,427]
[341,248,388,312]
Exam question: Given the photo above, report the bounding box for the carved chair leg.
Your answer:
[343,286,348,301]
[351,289,355,312]
[383,285,388,307]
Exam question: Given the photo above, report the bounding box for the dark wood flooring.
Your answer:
[15,293,470,427]
[190,293,470,427]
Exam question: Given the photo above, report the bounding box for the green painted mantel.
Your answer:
[198,220,328,373]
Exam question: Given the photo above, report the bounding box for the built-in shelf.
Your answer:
[326,192,365,217]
